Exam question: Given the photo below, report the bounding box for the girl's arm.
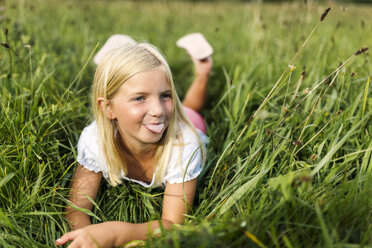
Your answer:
[57,179,197,247]
[64,164,103,230]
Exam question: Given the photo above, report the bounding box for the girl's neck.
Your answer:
[120,138,156,162]
[120,143,155,184]
[127,145,155,161]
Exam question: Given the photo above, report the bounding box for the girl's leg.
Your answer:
[183,106,207,133]
[182,57,212,113]
[182,57,212,133]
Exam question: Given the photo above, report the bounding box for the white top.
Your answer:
[76,121,208,188]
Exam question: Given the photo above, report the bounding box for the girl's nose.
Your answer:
[148,99,164,117]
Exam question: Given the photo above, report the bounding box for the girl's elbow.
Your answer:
[160,219,176,229]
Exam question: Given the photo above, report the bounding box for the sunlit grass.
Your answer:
[0,0,371,247]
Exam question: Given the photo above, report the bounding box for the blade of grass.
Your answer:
[312,114,370,175]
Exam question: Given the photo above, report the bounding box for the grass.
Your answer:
[0,0,371,247]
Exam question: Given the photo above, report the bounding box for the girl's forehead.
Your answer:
[119,69,171,93]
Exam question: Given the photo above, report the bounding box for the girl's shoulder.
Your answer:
[80,121,98,137]
[177,122,208,146]
[162,122,208,185]
[78,121,99,154]
[76,121,109,176]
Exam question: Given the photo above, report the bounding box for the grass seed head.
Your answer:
[282,105,289,113]
[303,88,311,95]
[299,175,312,182]
[354,47,368,56]
[310,154,317,161]
[1,42,9,48]
[301,66,306,79]
[266,129,271,136]
[320,7,331,22]
[293,140,303,146]
[324,77,330,84]
[248,115,254,123]
[288,64,296,71]
[206,213,216,221]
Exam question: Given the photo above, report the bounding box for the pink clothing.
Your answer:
[183,106,207,134]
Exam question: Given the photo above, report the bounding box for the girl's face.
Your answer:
[108,69,173,150]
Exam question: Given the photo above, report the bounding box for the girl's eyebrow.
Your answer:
[128,91,149,96]
[127,89,172,97]
[161,90,172,94]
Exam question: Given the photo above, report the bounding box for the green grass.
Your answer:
[0,0,371,247]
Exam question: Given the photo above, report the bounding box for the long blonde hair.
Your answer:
[92,42,205,186]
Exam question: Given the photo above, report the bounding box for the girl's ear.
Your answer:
[97,97,115,120]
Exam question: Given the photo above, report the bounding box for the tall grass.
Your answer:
[0,0,371,247]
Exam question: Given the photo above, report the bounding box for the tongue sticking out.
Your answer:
[144,123,165,134]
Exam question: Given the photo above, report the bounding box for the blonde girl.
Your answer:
[56,42,211,247]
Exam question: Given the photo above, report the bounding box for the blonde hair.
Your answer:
[92,42,206,186]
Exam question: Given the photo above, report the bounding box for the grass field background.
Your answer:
[0,0,371,247]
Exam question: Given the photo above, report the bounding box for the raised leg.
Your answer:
[182,57,212,113]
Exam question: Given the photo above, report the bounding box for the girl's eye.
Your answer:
[160,93,172,100]
[133,96,145,101]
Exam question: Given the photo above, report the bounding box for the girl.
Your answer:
[56,42,211,247]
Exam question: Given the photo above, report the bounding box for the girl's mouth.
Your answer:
[143,123,165,134]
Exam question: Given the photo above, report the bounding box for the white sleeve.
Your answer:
[76,122,102,174]
[164,128,208,184]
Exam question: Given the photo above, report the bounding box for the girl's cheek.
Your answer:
[128,104,146,116]
[166,101,174,115]
[117,103,145,120]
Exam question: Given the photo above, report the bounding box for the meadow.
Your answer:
[0,0,371,247]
